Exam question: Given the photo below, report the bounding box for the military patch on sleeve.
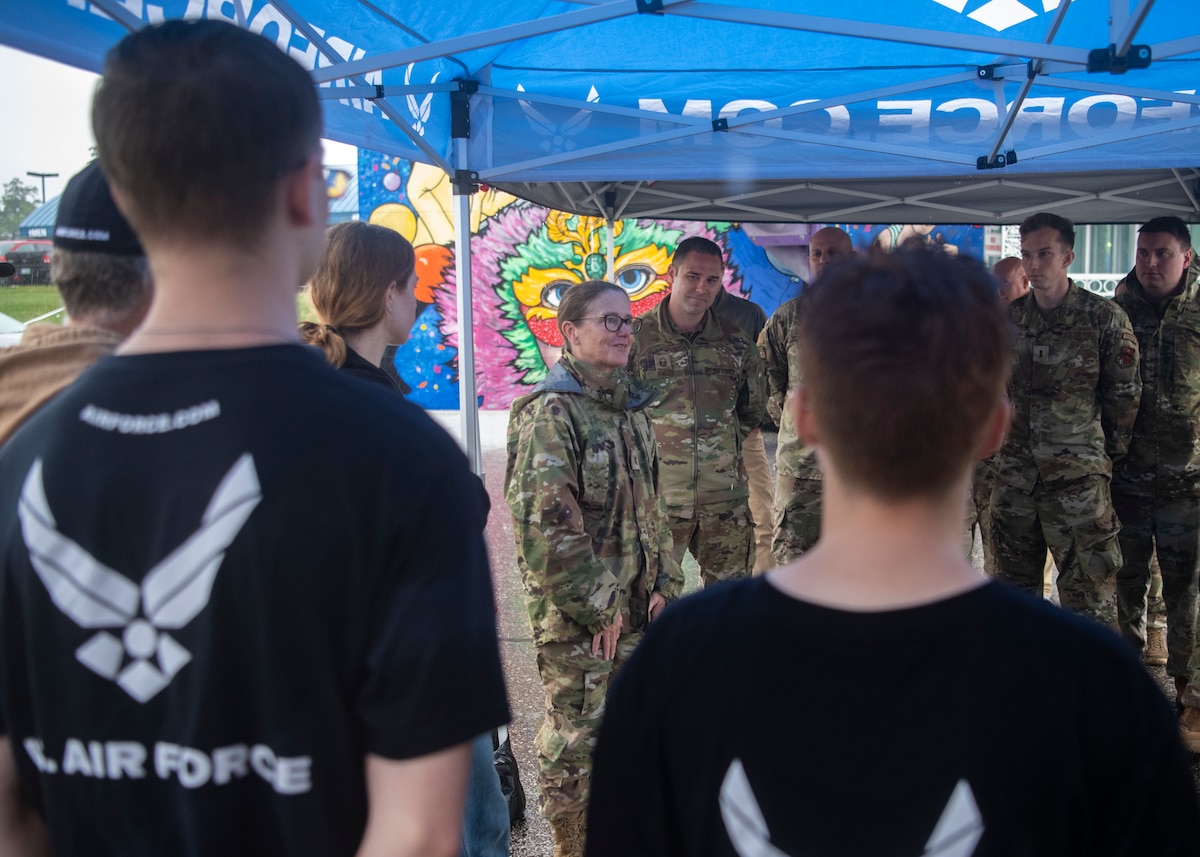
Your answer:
[655,354,672,371]
[1118,345,1136,368]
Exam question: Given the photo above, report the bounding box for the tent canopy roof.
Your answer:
[6,1,1200,222]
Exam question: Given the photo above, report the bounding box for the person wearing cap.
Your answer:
[0,160,152,445]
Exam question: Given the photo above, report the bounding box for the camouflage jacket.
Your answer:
[996,280,1141,490]
[1114,265,1200,497]
[758,296,820,481]
[629,296,767,513]
[505,352,683,646]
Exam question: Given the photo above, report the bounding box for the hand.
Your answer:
[591,614,623,660]
[648,592,667,621]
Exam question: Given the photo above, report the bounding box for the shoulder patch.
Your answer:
[1118,345,1136,368]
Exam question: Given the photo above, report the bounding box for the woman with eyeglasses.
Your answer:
[504,280,683,857]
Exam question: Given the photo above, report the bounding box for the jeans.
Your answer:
[462,732,510,857]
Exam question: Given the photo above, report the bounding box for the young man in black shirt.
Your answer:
[588,249,1199,856]
[0,20,508,857]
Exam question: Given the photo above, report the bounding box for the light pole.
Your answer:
[26,171,59,205]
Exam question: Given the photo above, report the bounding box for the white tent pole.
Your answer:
[86,0,141,31]
[452,140,482,476]
[1115,0,1155,58]
[606,216,616,281]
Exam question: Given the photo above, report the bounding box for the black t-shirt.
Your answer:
[0,345,509,857]
[588,577,1199,856]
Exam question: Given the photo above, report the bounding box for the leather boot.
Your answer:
[548,811,587,857]
[1179,705,1200,754]
[1144,626,1168,666]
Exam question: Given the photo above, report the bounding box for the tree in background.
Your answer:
[0,178,40,239]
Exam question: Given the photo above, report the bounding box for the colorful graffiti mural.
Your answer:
[356,149,982,410]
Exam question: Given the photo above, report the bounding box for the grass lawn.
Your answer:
[0,287,319,327]
[0,286,64,324]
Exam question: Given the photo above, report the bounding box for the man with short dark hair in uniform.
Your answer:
[0,20,508,857]
[990,213,1141,627]
[1112,215,1200,749]
[630,236,766,586]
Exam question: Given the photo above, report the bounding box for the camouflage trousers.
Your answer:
[964,461,997,575]
[1111,490,1200,681]
[991,475,1120,627]
[669,504,754,587]
[533,633,640,820]
[772,475,822,565]
[744,428,775,576]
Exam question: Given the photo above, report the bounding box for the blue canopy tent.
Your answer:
[6,0,1200,463]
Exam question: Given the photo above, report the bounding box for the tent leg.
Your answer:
[453,190,482,476]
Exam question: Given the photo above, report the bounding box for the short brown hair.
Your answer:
[556,280,626,354]
[301,222,416,367]
[1019,213,1075,249]
[671,236,723,269]
[797,249,1011,499]
[92,20,321,249]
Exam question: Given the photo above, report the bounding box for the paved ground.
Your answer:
[431,410,1200,855]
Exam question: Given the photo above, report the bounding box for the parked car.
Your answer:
[0,239,53,285]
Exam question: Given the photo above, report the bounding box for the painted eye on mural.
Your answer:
[614,264,655,295]
[540,280,576,309]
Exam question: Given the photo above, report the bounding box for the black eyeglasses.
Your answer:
[583,314,642,333]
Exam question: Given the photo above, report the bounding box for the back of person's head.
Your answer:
[51,161,151,332]
[1139,216,1192,250]
[301,221,416,367]
[556,280,626,354]
[670,236,723,269]
[797,249,1011,500]
[1019,212,1075,249]
[91,19,321,250]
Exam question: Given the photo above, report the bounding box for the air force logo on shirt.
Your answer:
[720,759,984,857]
[18,454,262,703]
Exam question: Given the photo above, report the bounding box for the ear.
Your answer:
[793,384,820,447]
[1062,247,1075,269]
[560,319,579,348]
[1185,248,1195,269]
[975,397,1012,460]
[665,265,677,287]
[284,155,323,228]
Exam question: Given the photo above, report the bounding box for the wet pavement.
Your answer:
[431,410,1200,855]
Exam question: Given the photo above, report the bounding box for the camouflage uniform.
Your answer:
[505,352,683,819]
[965,457,998,574]
[711,289,775,575]
[1114,266,1200,702]
[758,296,823,564]
[991,280,1141,626]
[629,295,766,586]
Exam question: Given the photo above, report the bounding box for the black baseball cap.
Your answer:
[53,161,143,256]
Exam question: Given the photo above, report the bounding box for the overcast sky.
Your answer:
[0,45,356,205]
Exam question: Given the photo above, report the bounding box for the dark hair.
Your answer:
[671,236,723,269]
[1139,216,1193,251]
[300,222,416,367]
[92,19,322,249]
[556,280,627,354]
[51,249,150,323]
[797,249,1011,500]
[1019,213,1075,250]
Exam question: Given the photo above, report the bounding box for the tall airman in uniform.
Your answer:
[991,213,1141,626]
[629,237,766,586]
[1111,216,1200,749]
[758,226,853,563]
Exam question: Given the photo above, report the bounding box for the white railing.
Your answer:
[1074,274,1125,298]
